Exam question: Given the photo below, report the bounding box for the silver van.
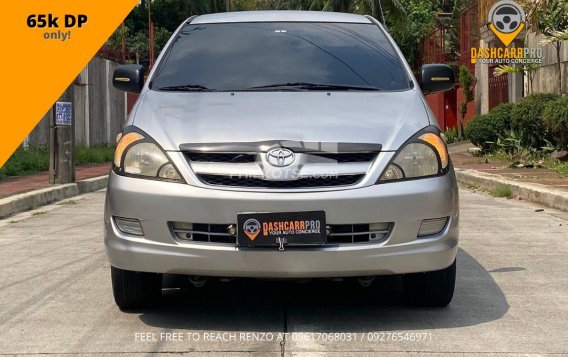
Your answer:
[105,11,459,309]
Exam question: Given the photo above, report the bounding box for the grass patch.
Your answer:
[0,146,49,180]
[443,127,463,144]
[546,161,568,175]
[490,184,513,198]
[59,199,78,205]
[75,145,115,165]
[0,145,114,180]
[463,184,480,190]
[31,210,47,216]
[557,163,568,175]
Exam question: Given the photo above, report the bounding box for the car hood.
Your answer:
[131,90,431,151]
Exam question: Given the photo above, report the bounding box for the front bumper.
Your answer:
[104,170,459,278]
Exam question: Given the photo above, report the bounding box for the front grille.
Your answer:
[307,152,377,163]
[197,174,363,188]
[185,152,376,164]
[171,223,236,243]
[327,223,392,244]
[184,145,379,189]
[186,152,255,163]
[170,222,392,245]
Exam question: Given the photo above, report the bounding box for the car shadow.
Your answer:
[137,248,509,331]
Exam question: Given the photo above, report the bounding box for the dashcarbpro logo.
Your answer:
[243,219,261,241]
[470,0,543,65]
[488,0,525,47]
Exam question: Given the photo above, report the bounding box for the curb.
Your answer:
[0,175,108,219]
[456,168,568,212]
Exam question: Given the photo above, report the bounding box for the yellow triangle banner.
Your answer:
[489,22,525,47]
[0,0,139,167]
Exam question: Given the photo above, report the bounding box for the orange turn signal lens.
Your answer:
[113,132,144,167]
[419,133,448,169]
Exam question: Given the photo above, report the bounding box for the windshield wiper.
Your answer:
[246,82,381,91]
[157,84,216,92]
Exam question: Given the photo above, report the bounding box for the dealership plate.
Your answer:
[237,211,326,247]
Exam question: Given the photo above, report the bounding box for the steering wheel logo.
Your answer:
[488,0,526,47]
[243,219,261,241]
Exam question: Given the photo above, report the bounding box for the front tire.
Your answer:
[403,259,456,307]
[111,266,163,309]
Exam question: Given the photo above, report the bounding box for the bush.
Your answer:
[543,96,568,149]
[464,103,512,150]
[464,114,493,150]
[488,102,514,130]
[510,93,560,148]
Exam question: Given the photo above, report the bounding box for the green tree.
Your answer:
[386,0,437,70]
[458,65,476,137]
[533,0,568,95]
[113,0,432,65]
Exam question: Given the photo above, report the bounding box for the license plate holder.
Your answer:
[237,211,326,247]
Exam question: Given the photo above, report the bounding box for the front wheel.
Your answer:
[403,259,456,307]
[111,266,163,309]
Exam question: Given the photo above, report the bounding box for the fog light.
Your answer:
[171,222,193,240]
[114,217,144,236]
[418,217,448,237]
[368,222,391,242]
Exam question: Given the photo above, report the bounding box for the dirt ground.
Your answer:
[449,142,568,191]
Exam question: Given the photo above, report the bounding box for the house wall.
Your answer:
[525,32,568,96]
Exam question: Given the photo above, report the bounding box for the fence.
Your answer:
[25,56,127,148]
[525,32,568,95]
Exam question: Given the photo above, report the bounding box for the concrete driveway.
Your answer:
[0,189,566,355]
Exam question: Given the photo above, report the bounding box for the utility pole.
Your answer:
[226,0,230,12]
[49,83,75,184]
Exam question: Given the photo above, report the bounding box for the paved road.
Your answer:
[0,189,567,356]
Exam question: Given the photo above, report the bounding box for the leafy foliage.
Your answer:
[443,127,461,144]
[108,0,439,68]
[458,65,476,136]
[493,129,538,159]
[493,60,539,95]
[464,103,512,151]
[543,96,568,149]
[510,93,560,149]
[385,0,436,69]
[488,102,514,131]
[464,115,494,151]
[534,0,568,95]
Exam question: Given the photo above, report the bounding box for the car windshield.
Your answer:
[151,22,411,92]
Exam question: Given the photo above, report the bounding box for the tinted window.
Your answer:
[152,22,410,91]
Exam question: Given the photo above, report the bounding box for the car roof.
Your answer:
[191,10,373,24]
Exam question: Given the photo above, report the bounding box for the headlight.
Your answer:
[378,130,449,183]
[114,130,183,182]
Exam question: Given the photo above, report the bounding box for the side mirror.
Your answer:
[112,64,145,93]
[420,64,455,95]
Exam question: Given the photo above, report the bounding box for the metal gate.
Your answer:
[488,64,509,110]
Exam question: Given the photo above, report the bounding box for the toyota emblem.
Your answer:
[266,148,295,167]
